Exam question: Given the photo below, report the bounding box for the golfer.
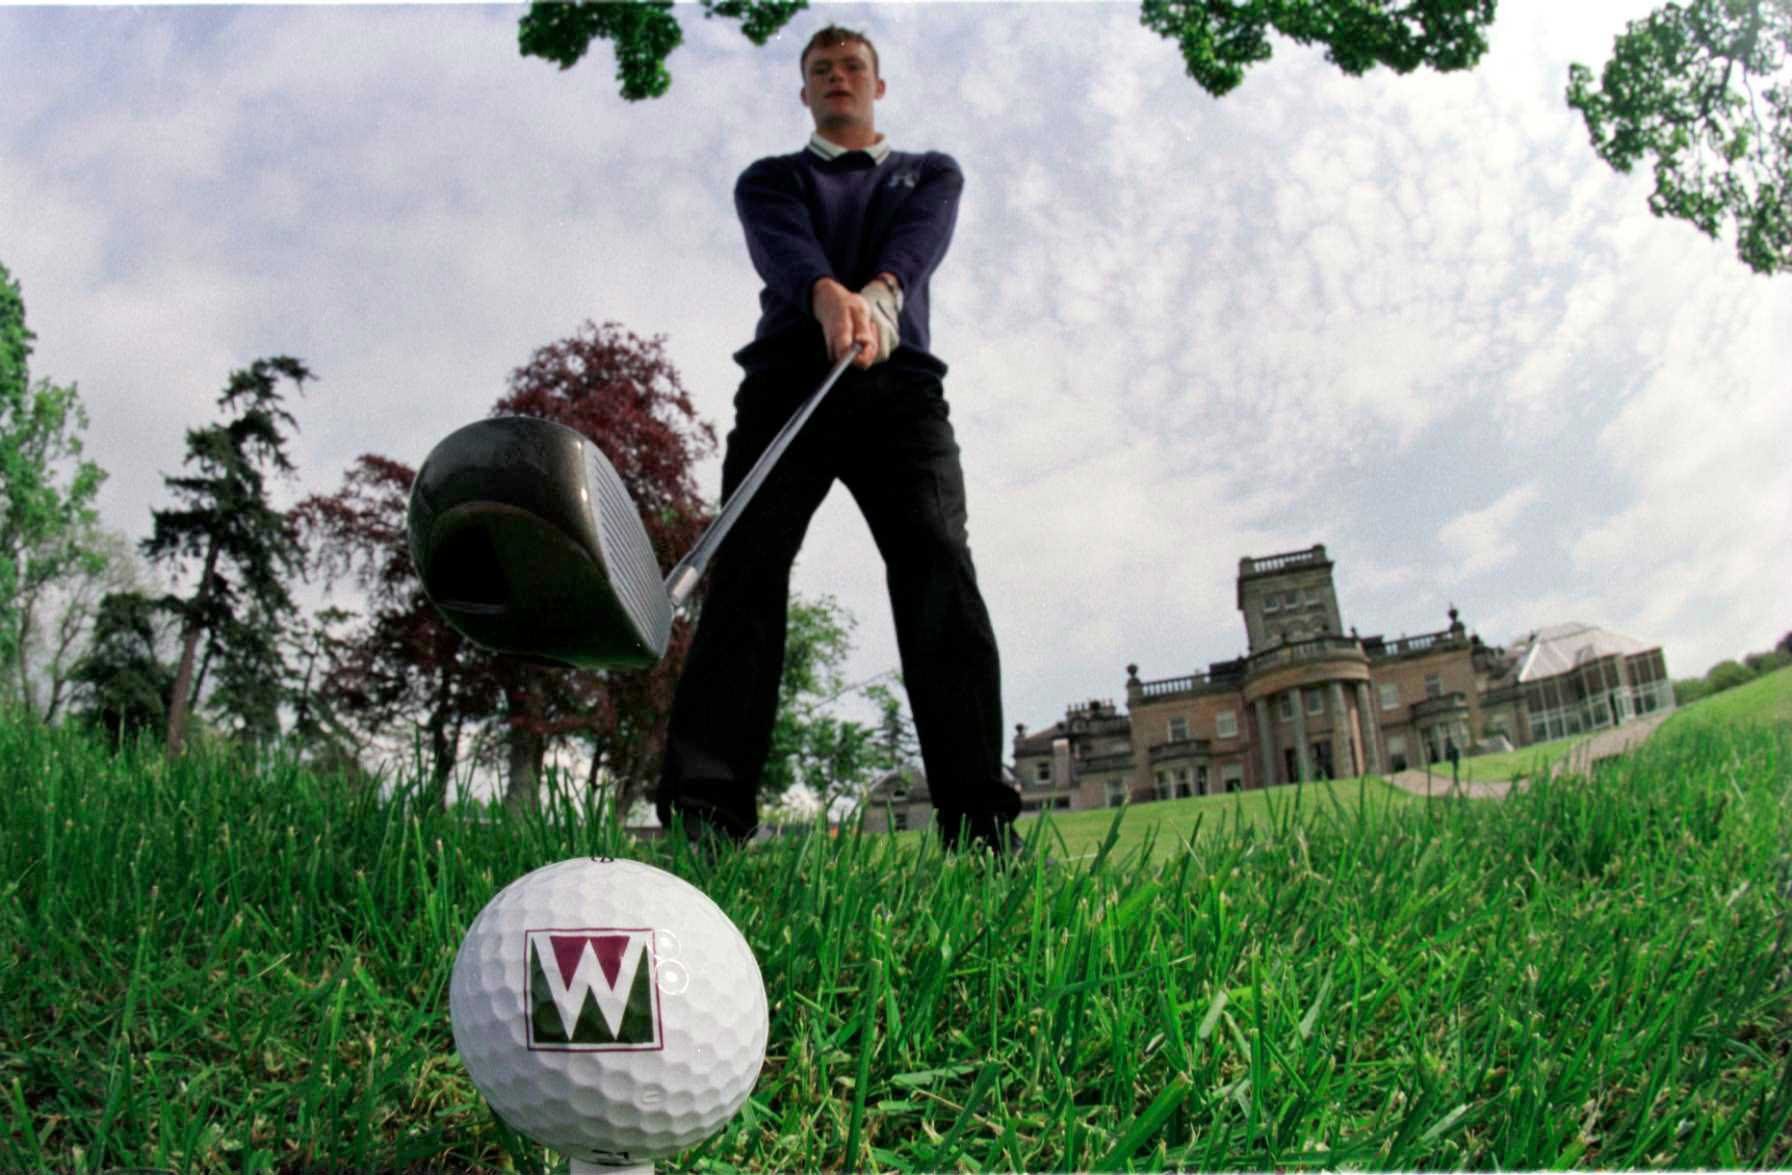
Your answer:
[655,24,1021,855]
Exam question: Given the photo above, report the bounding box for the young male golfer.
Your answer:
[655,25,1022,856]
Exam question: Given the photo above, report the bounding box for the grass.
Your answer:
[1447,733,1583,782]
[1015,776,1424,863]
[2,701,1789,1172]
[1665,665,1792,733]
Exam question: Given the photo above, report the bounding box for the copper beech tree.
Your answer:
[299,321,716,814]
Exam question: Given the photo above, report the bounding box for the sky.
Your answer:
[3,1,1788,766]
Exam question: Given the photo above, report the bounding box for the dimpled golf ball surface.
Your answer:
[450,858,768,1166]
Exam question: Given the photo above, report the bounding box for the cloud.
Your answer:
[1438,484,1543,576]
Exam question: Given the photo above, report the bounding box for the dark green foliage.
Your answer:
[519,0,807,100]
[1137,0,1497,95]
[143,356,311,750]
[1568,0,1792,275]
[704,0,807,46]
[68,590,173,746]
[520,0,681,99]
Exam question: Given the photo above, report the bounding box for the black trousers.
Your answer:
[656,360,1018,844]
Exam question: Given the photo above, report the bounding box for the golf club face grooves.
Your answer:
[408,417,671,669]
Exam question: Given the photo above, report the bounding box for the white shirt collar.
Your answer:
[807,132,891,164]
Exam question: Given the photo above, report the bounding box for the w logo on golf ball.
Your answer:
[525,929,665,1051]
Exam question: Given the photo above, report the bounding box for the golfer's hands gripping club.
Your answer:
[859,276,902,364]
[811,277,885,368]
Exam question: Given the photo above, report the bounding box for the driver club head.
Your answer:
[406,416,673,669]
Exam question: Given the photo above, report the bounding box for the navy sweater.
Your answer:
[732,147,962,377]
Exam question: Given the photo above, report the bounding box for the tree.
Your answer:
[1569,0,1792,276]
[295,454,498,805]
[1706,657,1754,692]
[486,321,716,814]
[519,0,804,100]
[764,594,915,817]
[302,322,716,815]
[15,525,141,725]
[69,590,177,748]
[0,260,108,714]
[1139,0,1496,96]
[143,357,312,754]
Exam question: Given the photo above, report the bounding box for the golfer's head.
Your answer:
[799,26,883,137]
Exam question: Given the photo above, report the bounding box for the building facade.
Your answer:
[1011,544,1673,809]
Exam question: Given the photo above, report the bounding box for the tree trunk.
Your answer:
[424,666,459,810]
[165,539,221,755]
[13,588,36,721]
[501,678,545,815]
[503,722,544,814]
[427,711,456,811]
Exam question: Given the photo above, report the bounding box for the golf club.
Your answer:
[406,345,861,670]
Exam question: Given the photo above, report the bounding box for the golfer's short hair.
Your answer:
[800,25,879,77]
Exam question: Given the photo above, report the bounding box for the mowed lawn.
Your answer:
[1,669,1788,1171]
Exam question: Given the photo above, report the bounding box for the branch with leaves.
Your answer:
[1569,0,1791,275]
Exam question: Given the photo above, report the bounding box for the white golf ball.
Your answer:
[449,857,769,1167]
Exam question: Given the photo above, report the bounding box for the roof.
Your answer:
[1511,622,1656,683]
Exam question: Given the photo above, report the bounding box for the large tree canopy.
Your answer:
[1568,0,1791,275]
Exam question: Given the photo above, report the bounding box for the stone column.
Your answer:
[1290,688,1312,782]
[1355,682,1382,775]
[1329,681,1350,778]
[1254,697,1276,788]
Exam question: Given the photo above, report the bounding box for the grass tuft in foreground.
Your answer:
[2,711,1789,1171]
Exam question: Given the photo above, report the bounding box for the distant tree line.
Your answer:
[0,258,914,822]
[1673,631,1792,706]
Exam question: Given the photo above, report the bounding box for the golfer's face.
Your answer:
[802,43,882,130]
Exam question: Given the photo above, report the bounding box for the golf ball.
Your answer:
[449,857,769,1166]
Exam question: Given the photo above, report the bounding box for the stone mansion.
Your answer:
[860,544,1675,829]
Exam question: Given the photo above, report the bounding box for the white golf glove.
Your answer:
[859,276,903,365]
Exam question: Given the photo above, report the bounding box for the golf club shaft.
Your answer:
[664,344,860,609]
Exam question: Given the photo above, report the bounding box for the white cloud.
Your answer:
[1439,484,1543,576]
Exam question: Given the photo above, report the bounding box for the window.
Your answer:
[1380,683,1399,710]
[892,810,909,832]
[1033,761,1051,784]
[1279,693,1295,721]
[1306,688,1324,716]
[1222,765,1243,793]
[1154,771,1171,801]
[1283,590,1299,608]
[1168,716,1189,742]
[1425,674,1442,700]
[1105,778,1128,808]
[1175,767,1193,798]
[1264,595,1280,614]
[1196,765,1209,795]
[1387,735,1408,772]
[1216,710,1238,738]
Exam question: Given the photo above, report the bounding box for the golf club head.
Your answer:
[407,417,673,670]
